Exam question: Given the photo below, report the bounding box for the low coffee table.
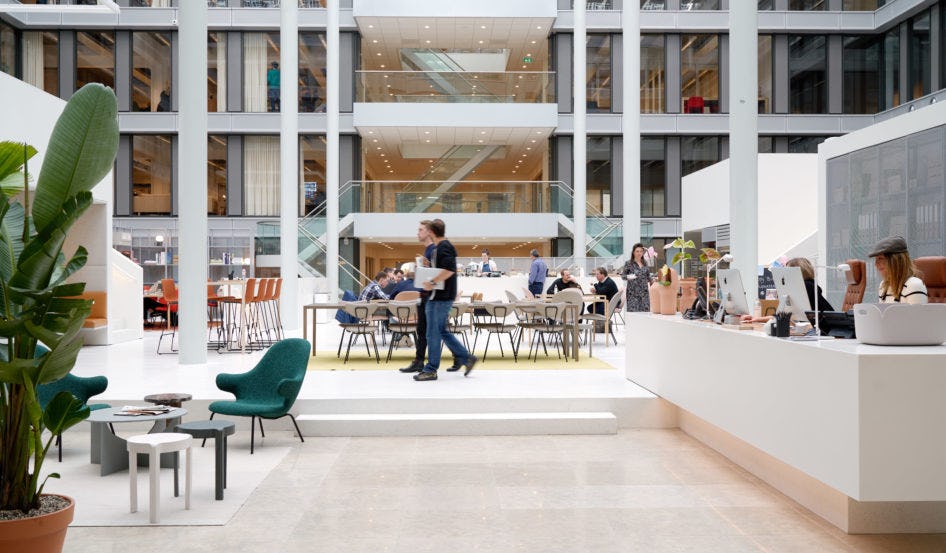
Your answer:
[87,407,187,476]
[144,393,193,409]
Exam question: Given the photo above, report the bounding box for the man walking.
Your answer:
[399,221,436,373]
[415,219,477,381]
[527,249,548,297]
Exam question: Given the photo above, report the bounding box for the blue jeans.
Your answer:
[422,299,471,373]
[528,282,544,297]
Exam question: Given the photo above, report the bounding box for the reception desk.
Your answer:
[626,313,946,533]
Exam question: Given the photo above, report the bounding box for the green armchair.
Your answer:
[208,338,310,453]
[37,373,109,461]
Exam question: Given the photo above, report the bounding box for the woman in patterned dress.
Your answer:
[621,243,652,312]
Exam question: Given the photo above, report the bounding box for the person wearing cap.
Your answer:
[869,236,928,304]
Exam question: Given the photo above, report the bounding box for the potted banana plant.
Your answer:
[0,83,118,553]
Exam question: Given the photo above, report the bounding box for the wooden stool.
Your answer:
[127,433,192,523]
[175,420,236,500]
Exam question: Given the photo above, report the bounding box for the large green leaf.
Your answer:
[32,84,118,233]
[0,142,37,183]
[33,337,85,386]
[0,202,25,283]
[42,391,90,436]
[0,172,29,199]
[50,246,88,289]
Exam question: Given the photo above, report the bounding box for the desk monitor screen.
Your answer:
[770,266,810,322]
[715,269,751,316]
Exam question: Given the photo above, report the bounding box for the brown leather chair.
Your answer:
[914,256,946,303]
[841,259,867,312]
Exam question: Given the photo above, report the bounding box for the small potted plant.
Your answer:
[652,264,680,315]
[0,83,119,553]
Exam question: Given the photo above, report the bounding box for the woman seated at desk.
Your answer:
[870,235,928,304]
[742,257,832,323]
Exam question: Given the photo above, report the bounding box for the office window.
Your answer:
[132,32,172,112]
[681,136,719,177]
[788,136,830,154]
[759,136,775,153]
[843,35,882,114]
[586,34,611,113]
[681,35,719,114]
[243,32,280,113]
[641,138,665,217]
[244,136,280,216]
[641,0,665,8]
[299,135,327,216]
[22,32,58,96]
[76,31,115,90]
[758,0,774,9]
[208,33,227,112]
[587,137,612,216]
[681,0,719,9]
[759,35,773,114]
[883,28,900,110]
[641,35,664,114]
[299,32,327,113]
[910,10,931,100]
[789,35,826,114]
[789,0,826,9]
[208,135,227,216]
[132,135,172,215]
[844,0,885,10]
[0,22,13,78]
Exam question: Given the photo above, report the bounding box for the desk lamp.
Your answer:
[705,254,733,317]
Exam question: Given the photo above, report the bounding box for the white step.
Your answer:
[295,411,618,437]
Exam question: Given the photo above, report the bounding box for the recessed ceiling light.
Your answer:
[526,147,531,150]
[425,139,430,143]
[376,147,382,150]
[536,131,542,134]
[368,24,374,28]
[425,40,431,44]
[424,131,430,134]
[380,153,385,157]
[522,65,527,69]
[478,40,484,44]
[536,25,542,29]
[373,139,378,142]
[380,64,385,68]
[512,170,517,174]
[480,25,486,29]
[521,154,527,157]
[478,139,484,143]
[531,40,537,44]
[480,131,486,135]
[424,25,430,29]
[372,39,378,43]
[527,53,532,57]
[531,139,536,143]
[514,85,519,88]
[368,131,374,134]
[376,52,382,56]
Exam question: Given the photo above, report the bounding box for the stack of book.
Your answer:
[115,405,174,416]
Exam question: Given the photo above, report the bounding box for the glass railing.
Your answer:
[207,1,324,7]
[356,71,555,104]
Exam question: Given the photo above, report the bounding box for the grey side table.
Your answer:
[87,407,187,476]
[174,420,236,500]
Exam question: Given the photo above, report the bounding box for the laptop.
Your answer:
[853,303,946,346]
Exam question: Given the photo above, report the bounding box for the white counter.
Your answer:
[626,313,946,533]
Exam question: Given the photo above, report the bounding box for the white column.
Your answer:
[177,2,208,364]
[325,0,340,297]
[573,3,587,258]
[280,1,299,330]
[729,4,759,301]
[623,3,641,253]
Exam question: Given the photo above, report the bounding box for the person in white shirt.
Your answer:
[869,235,928,304]
[476,249,499,276]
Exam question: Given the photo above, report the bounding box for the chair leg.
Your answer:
[287,414,305,443]
[258,417,265,438]
[250,416,256,455]
[337,329,347,358]
[370,333,380,363]
[344,333,355,363]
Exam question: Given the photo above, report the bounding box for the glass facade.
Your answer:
[586,34,611,113]
[681,136,719,177]
[300,135,327,216]
[844,0,886,9]
[208,33,227,112]
[131,135,172,216]
[910,10,932,100]
[789,35,826,114]
[759,35,773,114]
[641,138,665,217]
[790,0,826,9]
[681,35,719,114]
[132,32,172,112]
[299,32,327,113]
[843,35,882,114]
[681,0,719,9]
[0,22,14,78]
[884,28,901,109]
[587,136,612,215]
[641,0,665,8]
[21,31,58,96]
[208,135,227,216]
[244,32,280,113]
[788,135,830,153]
[76,31,115,90]
[641,35,665,114]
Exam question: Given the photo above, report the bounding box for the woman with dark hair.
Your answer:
[620,242,652,312]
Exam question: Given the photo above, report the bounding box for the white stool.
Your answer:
[127,433,192,523]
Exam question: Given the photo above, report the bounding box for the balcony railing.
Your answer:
[356,71,555,104]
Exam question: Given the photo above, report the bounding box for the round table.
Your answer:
[144,393,193,408]
[87,407,187,476]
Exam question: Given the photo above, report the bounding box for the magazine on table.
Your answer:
[115,405,174,416]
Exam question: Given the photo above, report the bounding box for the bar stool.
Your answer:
[127,433,192,524]
[175,420,236,500]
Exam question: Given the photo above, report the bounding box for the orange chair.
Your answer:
[841,259,866,311]
[155,279,178,354]
[685,96,705,114]
[218,278,258,352]
[914,256,946,303]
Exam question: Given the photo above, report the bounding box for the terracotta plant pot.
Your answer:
[679,278,698,313]
[649,282,661,314]
[0,495,75,553]
[656,268,681,315]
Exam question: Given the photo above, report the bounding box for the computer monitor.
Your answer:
[715,269,751,317]
[805,310,856,339]
[770,266,811,322]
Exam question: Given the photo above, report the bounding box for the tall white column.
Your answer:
[573,3,587,258]
[729,4,759,301]
[280,1,299,330]
[325,0,340,297]
[177,2,208,364]
[623,3,641,253]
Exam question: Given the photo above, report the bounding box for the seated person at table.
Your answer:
[588,267,619,315]
[381,267,399,297]
[870,235,928,304]
[391,263,422,296]
[476,249,500,276]
[359,271,391,302]
[546,269,582,295]
[741,257,833,323]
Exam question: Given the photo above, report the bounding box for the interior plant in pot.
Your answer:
[654,264,680,315]
[0,83,119,553]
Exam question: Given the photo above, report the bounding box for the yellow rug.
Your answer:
[307,349,613,371]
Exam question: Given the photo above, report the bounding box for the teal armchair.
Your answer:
[37,373,109,461]
[208,338,310,453]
